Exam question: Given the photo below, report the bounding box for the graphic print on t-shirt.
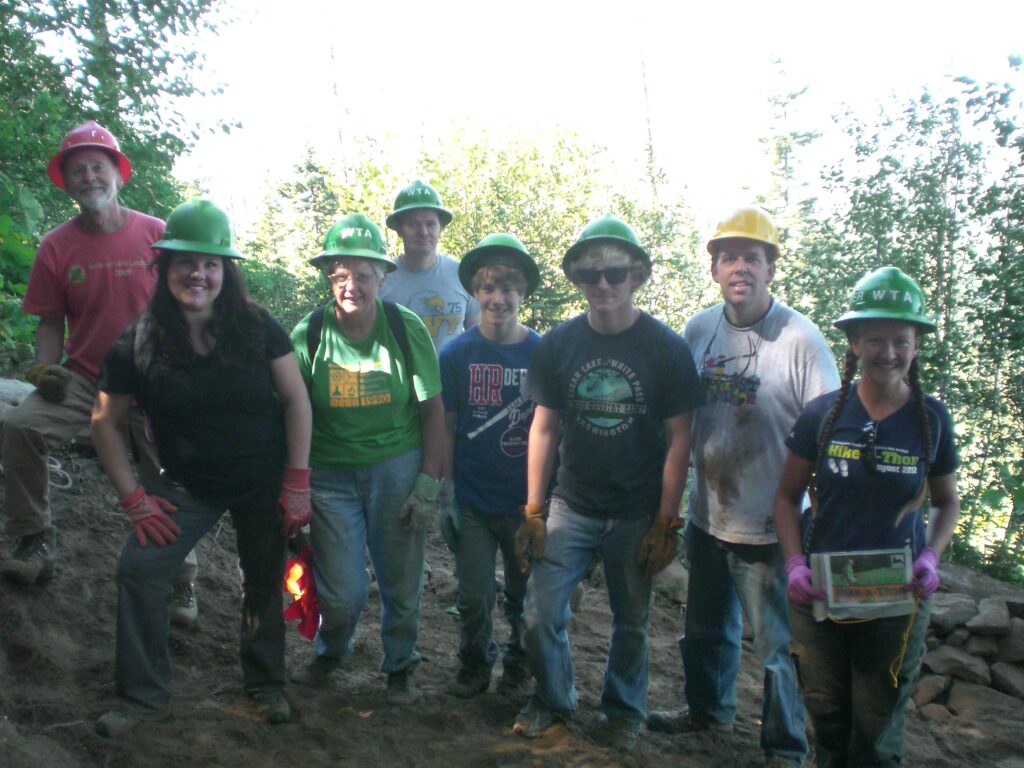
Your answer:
[328,361,391,407]
[407,289,464,340]
[466,363,532,458]
[825,434,922,478]
[701,341,762,407]
[567,357,646,437]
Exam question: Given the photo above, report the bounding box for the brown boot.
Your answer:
[1,530,56,585]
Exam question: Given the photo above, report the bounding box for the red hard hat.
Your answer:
[47,120,132,189]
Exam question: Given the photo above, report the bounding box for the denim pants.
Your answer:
[454,506,527,674]
[523,497,652,724]
[789,601,930,768]
[682,522,808,762]
[115,476,286,711]
[309,447,423,674]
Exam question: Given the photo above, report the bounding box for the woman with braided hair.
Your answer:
[772,266,960,768]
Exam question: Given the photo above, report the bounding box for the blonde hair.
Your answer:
[470,263,527,295]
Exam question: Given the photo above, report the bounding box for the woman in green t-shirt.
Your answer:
[290,213,445,705]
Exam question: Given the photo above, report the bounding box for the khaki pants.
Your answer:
[1,369,197,580]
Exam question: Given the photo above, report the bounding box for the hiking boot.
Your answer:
[646,707,733,734]
[446,666,491,699]
[250,689,290,725]
[495,665,531,696]
[170,582,198,627]
[290,655,343,687]
[95,703,169,738]
[386,669,421,705]
[513,699,565,739]
[1,530,56,585]
[597,715,642,752]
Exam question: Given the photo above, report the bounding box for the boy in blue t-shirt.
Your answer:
[439,234,542,699]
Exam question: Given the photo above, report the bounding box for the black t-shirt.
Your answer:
[99,311,292,503]
[528,312,704,517]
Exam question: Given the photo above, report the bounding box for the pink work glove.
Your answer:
[905,547,940,598]
[120,485,180,546]
[785,554,825,605]
[278,466,312,537]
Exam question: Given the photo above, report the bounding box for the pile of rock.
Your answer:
[913,563,1024,720]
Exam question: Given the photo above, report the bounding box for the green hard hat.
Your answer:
[310,213,395,272]
[561,214,651,276]
[834,266,937,334]
[385,179,453,231]
[458,233,541,297]
[152,198,244,259]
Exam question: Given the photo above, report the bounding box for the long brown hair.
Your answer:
[145,251,267,368]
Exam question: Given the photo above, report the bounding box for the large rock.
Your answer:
[0,377,34,418]
[998,618,1024,663]
[991,662,1024,701]
[965,634,1000,657]
[966,597,1011,636]
[922,645,991,685]
[929,593,978,635]
[918,702,954,721]
[941,563,1024,603]
[946,679,1024,717]
[912,673,950,707]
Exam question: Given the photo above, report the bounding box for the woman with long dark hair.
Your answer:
[773,266,960,767]
[90,199,312,735]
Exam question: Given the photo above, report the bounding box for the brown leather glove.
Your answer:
[514,502,547,575]
[26,363,72,404]
[637,515,684,579]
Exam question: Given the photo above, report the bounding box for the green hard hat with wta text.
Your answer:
[459,233,541,297]
[311,213,395,272]
[152,198,244,259]
[385,179,453,231]
[561,214,651,277]
[834,266,937,333]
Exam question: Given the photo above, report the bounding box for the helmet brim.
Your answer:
[310,251,397,272]
[385,205,453,231]
[152,238,244,260]
[47,146,132,190]
[458,246,540,297]
[834,309,937,334]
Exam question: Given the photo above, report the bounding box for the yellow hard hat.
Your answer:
[706,206,779,259]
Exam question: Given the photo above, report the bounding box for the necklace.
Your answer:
[701,300,773,381]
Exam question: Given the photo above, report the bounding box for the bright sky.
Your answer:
[177,0,1024,234]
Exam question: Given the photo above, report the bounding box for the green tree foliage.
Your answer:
[780,60,1024,582]
[245,130,707,335]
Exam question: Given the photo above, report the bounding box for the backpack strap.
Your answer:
[305,301,413,377]
[133,311,155,375]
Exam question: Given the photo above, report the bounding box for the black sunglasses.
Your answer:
[573,267,633,285]
[860,420,879,473]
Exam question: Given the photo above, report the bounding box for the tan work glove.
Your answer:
[398,472,442,531]
[514,503,547,575]
[26,363,72,404]
[637,515,683,579]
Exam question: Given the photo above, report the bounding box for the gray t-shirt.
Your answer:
[378,252,479,351]
[683,299,839,545]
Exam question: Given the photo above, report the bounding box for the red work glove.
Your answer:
[120,485,180,546]
[278,466,312,537]
[785,554,825,605]
[905,546,940,598]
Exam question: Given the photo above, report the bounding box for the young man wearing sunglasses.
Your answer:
[647,206,839,768]
[511,214,703,751]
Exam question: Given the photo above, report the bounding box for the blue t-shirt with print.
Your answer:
[440,325,541,516]
[786,383,959,556]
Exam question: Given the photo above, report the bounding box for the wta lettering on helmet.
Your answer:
[340,227,370,239]
[867,288,915,304]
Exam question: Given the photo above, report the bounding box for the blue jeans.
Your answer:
[115,476,285,710]
[789,601,930,768]
[523,497,652,724]
[454,506,527,674]
[682,522,808,762]
[310,447,423,674]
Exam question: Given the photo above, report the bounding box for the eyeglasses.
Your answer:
[860,420,879,473]
[328,272,376,287]
[573,267,633,285]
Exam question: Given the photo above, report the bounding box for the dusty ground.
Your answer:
[2,446,1023,768]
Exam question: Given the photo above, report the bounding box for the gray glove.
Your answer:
[437,480,460,552]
